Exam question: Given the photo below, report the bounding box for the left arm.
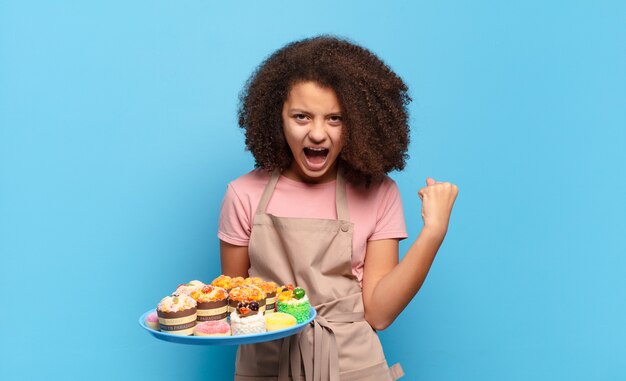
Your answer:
[362,178,458,330]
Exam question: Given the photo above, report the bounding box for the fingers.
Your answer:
[419,178,459,200]
[418,188,425,200]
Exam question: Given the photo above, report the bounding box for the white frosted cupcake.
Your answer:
[230,310,266,336]
[156,294,197,336]
[173,280,205,296]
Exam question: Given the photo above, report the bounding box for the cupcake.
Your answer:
[191,285,229,322]
[243,277,278,314]
[230,306,266,336]
[276,285,311,324]
[230,276,246,289]
[265,312,297,332]
[145,311,160,331]
[211,275,233,291]
[229,285,267,314]
[173,280,205,296]
[194,320,231,337]
[258,281,278,314]
[188,280,205,288]
[156,294,197,336]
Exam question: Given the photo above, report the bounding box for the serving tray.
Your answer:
[138,307,316,346]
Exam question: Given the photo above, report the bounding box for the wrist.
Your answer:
[421,224,447,242]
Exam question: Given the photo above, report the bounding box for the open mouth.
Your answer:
[303,147,329,167]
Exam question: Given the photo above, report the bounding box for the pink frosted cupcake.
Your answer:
[145,311,160,331]
[193,321,231,337]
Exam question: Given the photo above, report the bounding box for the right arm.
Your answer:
[218,180,253,278]
[220,240,250,278]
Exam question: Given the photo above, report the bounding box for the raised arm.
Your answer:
[362,178,458,330]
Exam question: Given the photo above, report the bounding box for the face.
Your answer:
[281,81,344,184]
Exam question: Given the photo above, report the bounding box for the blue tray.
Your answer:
[139,307,316,346]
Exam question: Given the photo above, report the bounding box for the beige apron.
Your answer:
[234,169,404,381]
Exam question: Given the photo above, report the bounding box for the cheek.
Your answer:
[333,129,344,149]
[282,127,301,155]
[284,123,306,143]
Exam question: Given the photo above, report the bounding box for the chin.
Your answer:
[288,162,337,184]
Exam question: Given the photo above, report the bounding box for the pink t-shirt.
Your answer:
[218,169,408,283]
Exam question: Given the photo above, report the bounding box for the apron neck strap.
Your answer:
[256,169,281,216]
[255,167,350,221]
[335,166,350,221]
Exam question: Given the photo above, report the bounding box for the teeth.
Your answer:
[307,147,327,151]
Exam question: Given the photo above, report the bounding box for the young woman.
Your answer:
[218,36,458,380]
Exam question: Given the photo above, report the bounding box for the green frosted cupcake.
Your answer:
[276,286,311,324]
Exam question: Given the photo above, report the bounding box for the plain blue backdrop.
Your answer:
[1,1,625,380]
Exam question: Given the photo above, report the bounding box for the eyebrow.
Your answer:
[287,108,342,115]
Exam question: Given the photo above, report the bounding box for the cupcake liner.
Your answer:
[157,308,197,336]
[265,292,276,314]
[196,300,228,322]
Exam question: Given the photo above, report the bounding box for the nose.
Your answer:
[308,119,328,143]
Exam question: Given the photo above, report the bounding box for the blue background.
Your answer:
[1,1,625,380]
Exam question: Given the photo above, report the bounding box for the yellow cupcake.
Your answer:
[265,312,297,331]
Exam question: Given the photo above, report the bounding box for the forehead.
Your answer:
[285,81,342,112]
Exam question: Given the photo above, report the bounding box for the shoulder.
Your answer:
[346,175,400,200]
[219,170,273,245]
[373,175,399,190]
[227,168,272,195]
[221,168,273,219]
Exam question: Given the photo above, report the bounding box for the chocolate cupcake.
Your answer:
[156,294,197,336]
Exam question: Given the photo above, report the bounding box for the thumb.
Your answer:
[426,177,436,186]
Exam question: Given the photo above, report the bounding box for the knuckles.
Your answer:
[418,181,459,197]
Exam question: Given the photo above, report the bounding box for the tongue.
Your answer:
[305,149,327,165]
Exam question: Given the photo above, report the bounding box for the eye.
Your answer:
[294,113,309,121]
[328,115,342,125]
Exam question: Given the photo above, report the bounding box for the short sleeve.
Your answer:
[369,179,408,241]
[217,183,252,246]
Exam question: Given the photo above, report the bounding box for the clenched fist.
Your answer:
[418,178,459,238]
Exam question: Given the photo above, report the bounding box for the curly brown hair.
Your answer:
[238,35,411,185]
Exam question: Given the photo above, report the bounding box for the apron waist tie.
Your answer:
[278,312,365,381]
